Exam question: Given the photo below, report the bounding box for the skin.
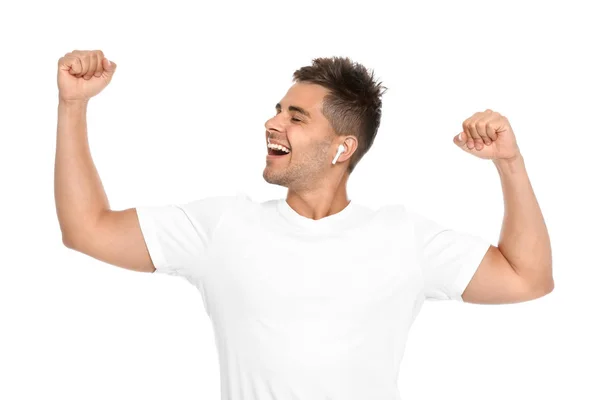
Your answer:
[263,82,359,220]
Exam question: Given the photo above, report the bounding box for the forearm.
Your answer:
[493,153,553,290]
[54,99,110,244]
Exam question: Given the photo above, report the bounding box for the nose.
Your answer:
[264,112,284,132]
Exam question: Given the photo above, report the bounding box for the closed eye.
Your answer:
[275,109,302,123]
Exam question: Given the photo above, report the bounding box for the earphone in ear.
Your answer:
[332,144,345,165]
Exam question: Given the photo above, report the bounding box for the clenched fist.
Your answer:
[453,109,521,162]
[57,50,117,103]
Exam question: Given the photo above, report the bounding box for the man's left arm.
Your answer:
[453,109,554,304]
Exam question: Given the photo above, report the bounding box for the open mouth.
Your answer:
[268,148,290,156]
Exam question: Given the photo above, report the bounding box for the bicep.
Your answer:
[461,245,541,304]
[65,208,156,273]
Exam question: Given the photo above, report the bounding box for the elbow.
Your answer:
[530,272,555,298]
[543,277,555,295]
[513,260,554,298]
[541,264,555,294]
[62,232,76,249]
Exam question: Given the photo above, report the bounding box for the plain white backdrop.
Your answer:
[1,0,598,399]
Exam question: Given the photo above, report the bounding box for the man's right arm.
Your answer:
[54,99,155,273]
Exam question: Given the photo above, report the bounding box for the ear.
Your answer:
[338,136,359,162]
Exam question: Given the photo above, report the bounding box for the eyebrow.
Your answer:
[275,103,311,119]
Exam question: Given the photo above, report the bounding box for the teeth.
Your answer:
[267,143,290,153]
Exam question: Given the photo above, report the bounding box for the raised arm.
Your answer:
[54,49,155,273]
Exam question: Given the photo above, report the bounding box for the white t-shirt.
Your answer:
[136,192,490,400]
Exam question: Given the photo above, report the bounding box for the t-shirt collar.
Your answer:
[276,198,355,232]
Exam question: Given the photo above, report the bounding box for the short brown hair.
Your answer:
[292,56,387,174]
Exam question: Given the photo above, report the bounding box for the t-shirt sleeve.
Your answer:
[135,195,237,279]
[407,208,491,302]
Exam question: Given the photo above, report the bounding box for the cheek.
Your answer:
[286,130,302,149]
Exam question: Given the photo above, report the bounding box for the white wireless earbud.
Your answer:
[332,144,345,165]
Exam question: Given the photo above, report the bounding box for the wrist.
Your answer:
[493,152,525,174]
[58,97,89,109]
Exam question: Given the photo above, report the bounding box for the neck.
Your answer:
[285,172,351,220]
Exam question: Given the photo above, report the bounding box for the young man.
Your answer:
[55,50,553,400]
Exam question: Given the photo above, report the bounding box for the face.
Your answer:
[263,82,340,191]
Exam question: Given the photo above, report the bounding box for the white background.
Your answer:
[1,0,598,399]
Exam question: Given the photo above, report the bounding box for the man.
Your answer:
[55,50,554,400]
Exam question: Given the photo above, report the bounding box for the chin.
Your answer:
[262,171,289,188]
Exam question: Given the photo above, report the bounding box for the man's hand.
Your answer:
[453,109,521,161]
[57,49,117,103]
